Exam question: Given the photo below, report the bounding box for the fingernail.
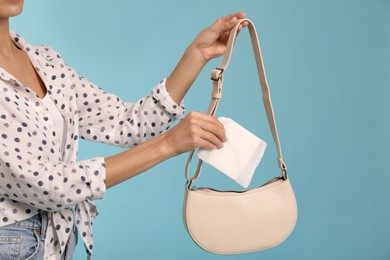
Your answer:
[230,17,237,24]
[223,131,228,142]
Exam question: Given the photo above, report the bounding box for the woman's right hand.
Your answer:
[105,111,227,188]
[162,111,227,156]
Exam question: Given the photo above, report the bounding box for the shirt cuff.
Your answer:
[79,157,107,200]
[152,78,186,120]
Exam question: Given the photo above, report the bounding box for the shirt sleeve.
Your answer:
[0,45,186,212]
[74,76,186,147]
[47,44,187,148]
[0,104,106,212]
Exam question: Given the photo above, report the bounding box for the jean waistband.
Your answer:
[6,212,48,236]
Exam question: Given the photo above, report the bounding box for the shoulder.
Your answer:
[36,45,64,62]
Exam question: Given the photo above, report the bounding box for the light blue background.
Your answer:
[12,0,389,259]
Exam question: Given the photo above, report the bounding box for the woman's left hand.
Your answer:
[165,12,248,104]
[190,12,248,63]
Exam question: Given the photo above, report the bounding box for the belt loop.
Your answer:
[40,211,48,239]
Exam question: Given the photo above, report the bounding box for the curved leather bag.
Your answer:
[183,19,298,254]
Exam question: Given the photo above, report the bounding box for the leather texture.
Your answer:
[183,18,298,254]
[184,178,297,254]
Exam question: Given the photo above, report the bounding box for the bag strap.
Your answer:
[185,19,287,188]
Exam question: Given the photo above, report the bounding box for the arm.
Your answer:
[106,13,247,188]
[105,111,224,188]
[75,77,185,148]
[0,14,246,209]
[166,12,247,104]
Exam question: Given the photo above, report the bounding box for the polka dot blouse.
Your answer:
[0,32,185,259]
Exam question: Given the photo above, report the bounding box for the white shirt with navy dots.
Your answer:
[0,32,186,259]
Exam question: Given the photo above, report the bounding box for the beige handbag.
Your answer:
[183,19,298,254]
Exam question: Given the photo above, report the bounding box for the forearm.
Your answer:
[104,133,175,188]
[165,45,207,104]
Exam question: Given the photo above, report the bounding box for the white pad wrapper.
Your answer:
[197,117,267,188]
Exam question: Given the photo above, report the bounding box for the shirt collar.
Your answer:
[0,32,53,84]
[10,31,53,61]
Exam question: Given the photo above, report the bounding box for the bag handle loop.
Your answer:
[185,19,287,189]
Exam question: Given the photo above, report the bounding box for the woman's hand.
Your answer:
[161,111,227,156]
[105,111,227,188]
[189,12,248,63]
[166,12,247,104]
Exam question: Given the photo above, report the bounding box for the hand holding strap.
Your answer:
[185,19,287,186]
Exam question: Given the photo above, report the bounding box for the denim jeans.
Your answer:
[0,212,77,259]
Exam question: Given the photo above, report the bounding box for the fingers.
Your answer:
[189,111,227,140]
[190,111,224,130]
[223,12,247,24]
[211,12,247,34]
[163,111,228,155]
[186,111,227,149]
[237,20,249,32]
[199,120,227,148]
[196,131,223,150]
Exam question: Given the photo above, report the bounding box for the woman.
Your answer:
[0,1,247,259]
